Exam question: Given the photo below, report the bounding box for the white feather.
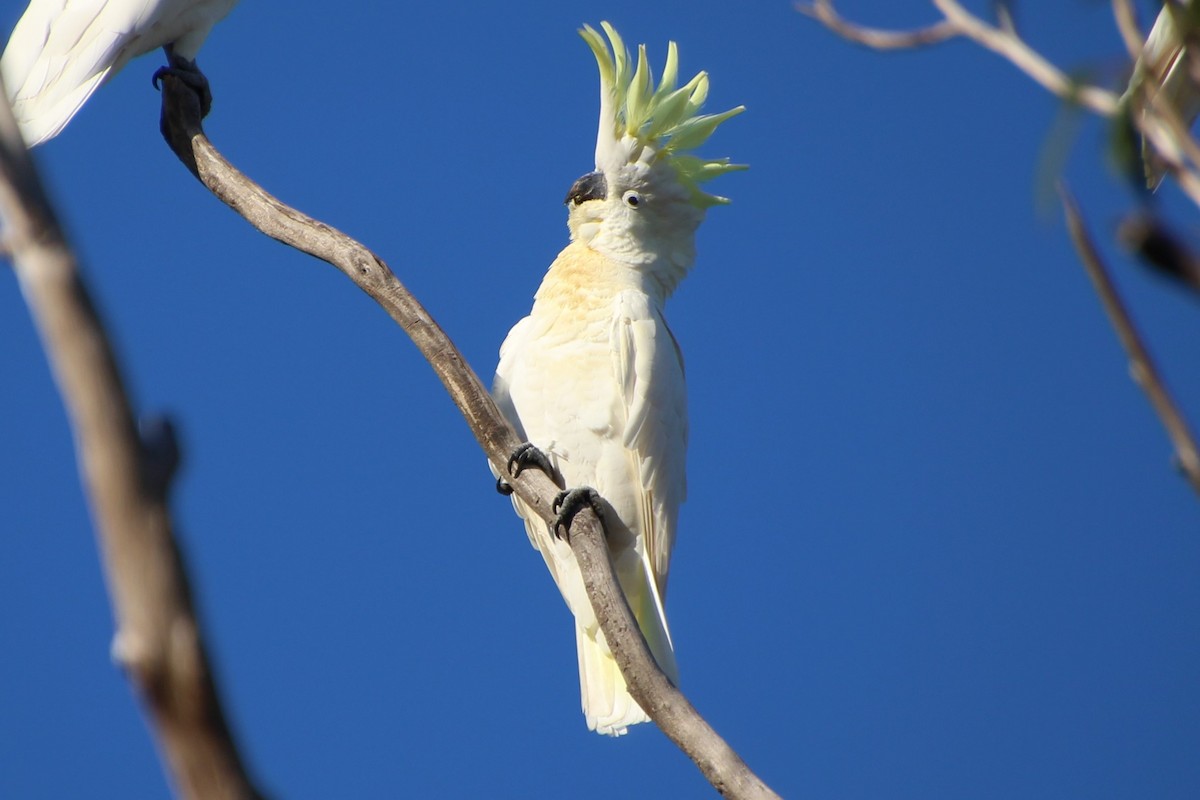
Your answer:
[494,243,686,736]
[1,0,237,145]
[491,21,739,736]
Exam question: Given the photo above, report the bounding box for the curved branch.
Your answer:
[796,0,959,50]
[0,85,264,799]
[800,0,1200,207]
[1112,0,1144,59]
[931,0,1119,115]
[1059,183,1200,495]
[801,0,1119,114]
[801,3,1200,498]
[158,76,781,799]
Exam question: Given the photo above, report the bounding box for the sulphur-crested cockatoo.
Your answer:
[493,22,744,736]
[1,0,237,146]
[1127,0,1200,186]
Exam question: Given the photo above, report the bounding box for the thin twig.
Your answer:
[802,1,1119,113]
[0,82,264,799]
[801,2,1200,205]
[796,0,959,49]
[931,0,1120,115]
[1059,183,1200,495]
[158,74,782,800]
[995,1,1018,38]
[1112,0,1144,60]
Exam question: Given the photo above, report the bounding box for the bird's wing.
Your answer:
[2,0,160,145]
[612,290,687,598]
[493,314,535,442]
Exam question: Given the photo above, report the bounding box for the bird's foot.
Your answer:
[138,414,181,496]
[552,487,604,542]
[152,53,213,118]
[495,442,558,495]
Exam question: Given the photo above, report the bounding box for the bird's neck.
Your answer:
[573,211,699,300]
[535,242,670,310]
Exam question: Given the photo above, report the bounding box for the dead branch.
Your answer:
[800,0,1119,114]
[801,1,1200,206]
[1112,0,1144,59]
[0,84,264,799]
[933,0,1120,113]
[801,4,1200,495]
[157,74,781,800]
[1059,183,1200,494]
[795,0,958,50]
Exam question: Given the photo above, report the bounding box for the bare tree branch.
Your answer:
[0,83,264,800]
[796,0,959,50]
[928,0,1121,114]
[800,1,1200,206]
[801,3,1200,499]
[801,0,1119,113]
[1112,0,1144,60]
[994,2,1018,38]
[1059,183,1200,495]
[157,75,782,800]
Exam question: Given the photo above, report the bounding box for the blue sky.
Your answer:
[1,2,1198,798]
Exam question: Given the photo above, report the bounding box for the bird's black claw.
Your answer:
[138,414,182,496]
[152,55,213,117]
[497,443,556,496]
[552,487,604,541]
[506,442,558,482]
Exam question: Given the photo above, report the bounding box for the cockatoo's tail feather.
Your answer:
[580,22,745,208]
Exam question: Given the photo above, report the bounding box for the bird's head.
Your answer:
[565,22,745,297]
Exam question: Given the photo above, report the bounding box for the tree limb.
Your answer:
[1059,183,1200,495]
[931,0,1120,114]
[1111,0,1144,60]
[800,1,1200,207]
[0,84,264,799]
[802,0,1120,114]
[158,75,781,799]
[795,0,959,50]
[802,3,1200,498]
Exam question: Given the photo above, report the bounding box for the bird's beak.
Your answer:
[565,171,608,206]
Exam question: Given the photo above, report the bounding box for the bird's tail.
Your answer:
[575,574,679,736]
[576,624,649,736]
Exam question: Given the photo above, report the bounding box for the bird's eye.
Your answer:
[622,190,641,208]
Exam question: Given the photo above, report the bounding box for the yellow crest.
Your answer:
[580,22,746,208]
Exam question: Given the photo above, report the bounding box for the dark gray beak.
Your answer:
[565,171,607,206]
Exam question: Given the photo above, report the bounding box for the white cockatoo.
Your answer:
[1127,1,1200,185]
[1,0,238,146]
[492,22,744,736]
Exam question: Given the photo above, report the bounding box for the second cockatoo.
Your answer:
[0,0,238,146]
[492,22,744,736]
